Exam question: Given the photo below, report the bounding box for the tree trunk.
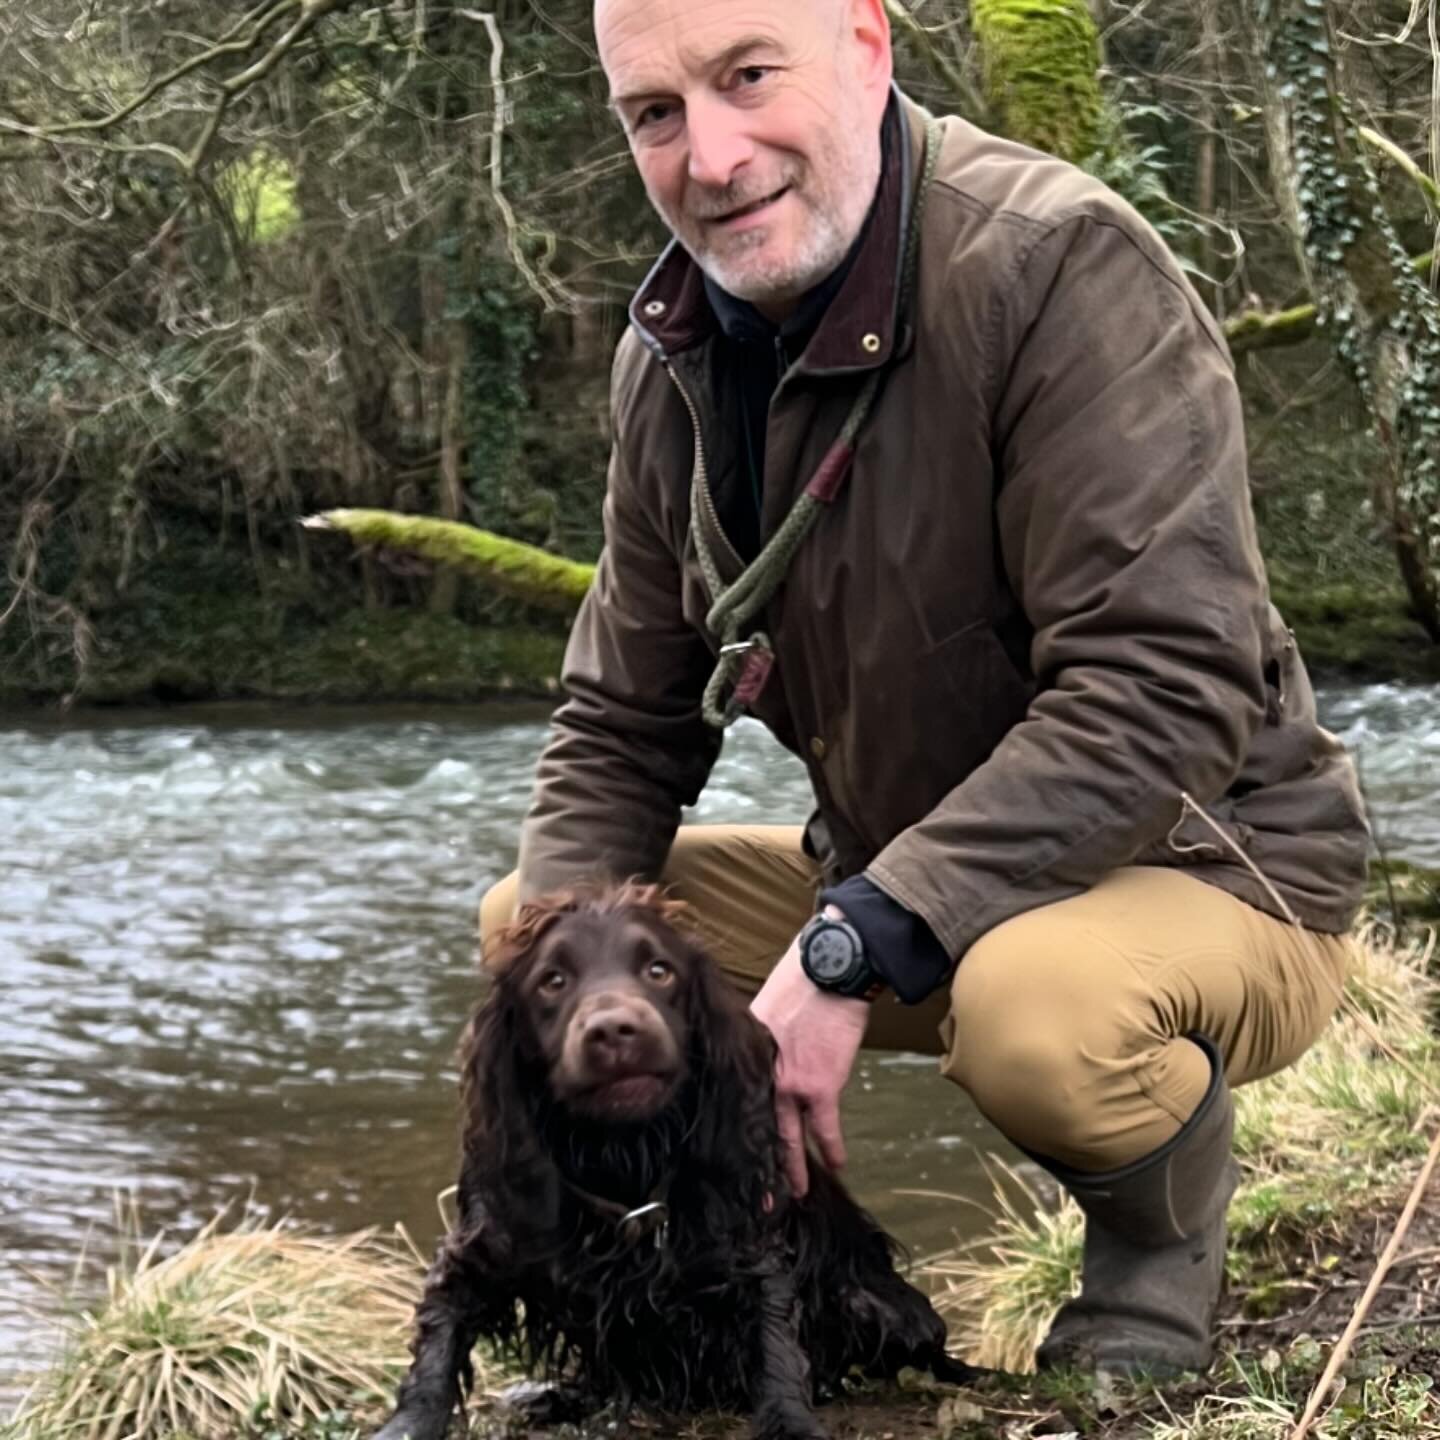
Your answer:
[1194,0,1221,314]
[971,0,1104,165]
[429,320,467,616]
[1248,0,1440,642]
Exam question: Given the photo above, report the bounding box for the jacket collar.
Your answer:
[628,86,924,378]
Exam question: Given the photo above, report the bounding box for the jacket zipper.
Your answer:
[663,360,745,574]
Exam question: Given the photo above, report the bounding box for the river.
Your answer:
[2,682,1436,1392]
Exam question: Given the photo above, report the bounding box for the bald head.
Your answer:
[595,0,893,316]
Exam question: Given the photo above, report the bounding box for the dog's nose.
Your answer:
[581,1008,640,1053]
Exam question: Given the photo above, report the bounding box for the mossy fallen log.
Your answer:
[304,509,595,617]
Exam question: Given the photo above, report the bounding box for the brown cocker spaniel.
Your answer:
[374,884,976,1440]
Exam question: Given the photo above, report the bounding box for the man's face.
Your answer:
[596,0,892,317]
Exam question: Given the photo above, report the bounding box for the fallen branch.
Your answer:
[1288,1124,1440,1440]
[303,509,595,615]
[1224,248,1436,355]
[1360,125,1440,211]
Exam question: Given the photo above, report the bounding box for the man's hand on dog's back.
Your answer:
[750,926,870,1199]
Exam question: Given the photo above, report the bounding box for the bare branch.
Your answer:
[458,8,580,312]
[23,0,301,140]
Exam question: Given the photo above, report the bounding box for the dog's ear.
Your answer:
[683,940,786,1212]
[457,932,562,1236]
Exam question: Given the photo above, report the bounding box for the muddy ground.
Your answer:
[468,1190,1440,1440]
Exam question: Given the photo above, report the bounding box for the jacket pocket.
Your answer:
[857,620,1033,838]
[929,620,1035,753]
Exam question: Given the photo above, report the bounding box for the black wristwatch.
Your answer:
[799,913,884,1001]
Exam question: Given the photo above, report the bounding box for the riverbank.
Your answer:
[1,559,1435,710]
[7,921,1437,1440]
[3,358,1440,709]
[9,1194,1438,1440]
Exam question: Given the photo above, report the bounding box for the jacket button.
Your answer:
[809,736,827,761]
[861,332,882,354]
[644,299,667,318]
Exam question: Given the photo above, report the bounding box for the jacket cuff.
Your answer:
[818,874,955,1005]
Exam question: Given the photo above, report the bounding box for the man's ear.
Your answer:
[845,0,894,126]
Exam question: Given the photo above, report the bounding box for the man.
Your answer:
[481,0,1369,1378]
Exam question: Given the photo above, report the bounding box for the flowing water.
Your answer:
[2,683,1436,1393]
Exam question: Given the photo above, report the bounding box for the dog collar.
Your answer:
[564,1175,673,1250]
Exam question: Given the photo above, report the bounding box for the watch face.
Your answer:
[807,926,857,982]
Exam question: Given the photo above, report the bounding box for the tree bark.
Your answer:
[429,319,467,616]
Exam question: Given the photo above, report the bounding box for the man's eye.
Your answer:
[539,970,567,994]
[636,102,676,130]
[645,959,675,984]
[737,66,770,87]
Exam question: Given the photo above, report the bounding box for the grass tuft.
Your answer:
[1229,922,1438,1240]
[4,1201,427,1440]
[922,1161,1082,1373]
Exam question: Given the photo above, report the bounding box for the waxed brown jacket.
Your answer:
[517,93,1370,960]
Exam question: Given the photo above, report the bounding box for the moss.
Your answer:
[0,504,581,708]
[1268,571,1440,684]
[971,0,1103,165]
[91,614,563,706]
[1367,859,1440,929]
[312,510,595,616]
[1226,249,1436,357]
[1,610,566,707]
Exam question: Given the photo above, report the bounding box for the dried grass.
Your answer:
[921,1160,1083,1373]
[5,1200,427,1440]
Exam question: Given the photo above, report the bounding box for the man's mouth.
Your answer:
[709,186,790,226]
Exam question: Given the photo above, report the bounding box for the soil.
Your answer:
[467,1190,1440,1440]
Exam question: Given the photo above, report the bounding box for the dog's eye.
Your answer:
[644,959,675,985]
[538,969,568,994]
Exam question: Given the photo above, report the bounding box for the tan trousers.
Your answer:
[480,825,1351,1172]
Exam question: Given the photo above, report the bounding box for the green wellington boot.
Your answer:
[1034,1034,1239,1378]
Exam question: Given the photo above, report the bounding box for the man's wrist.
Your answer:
[799,909,886,1001]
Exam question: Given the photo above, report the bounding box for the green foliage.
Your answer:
[222,148,301,244]
[1367,859,1440,928]
[1081,93,1207,262]
[452,254,539,521]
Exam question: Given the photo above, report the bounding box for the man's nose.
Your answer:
[685,94,756,191]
